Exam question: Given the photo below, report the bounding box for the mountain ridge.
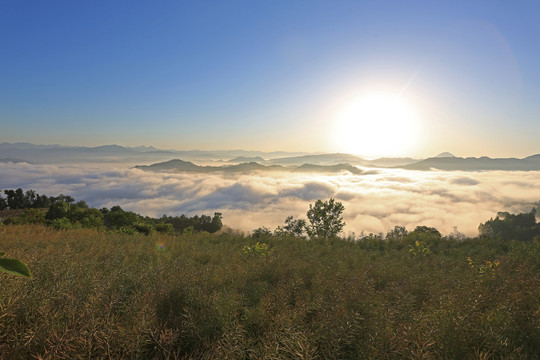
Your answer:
[403,155,540,171]
[1,142,538,171]
[134,159,364,175]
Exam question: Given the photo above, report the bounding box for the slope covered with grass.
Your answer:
[1,225,539,359]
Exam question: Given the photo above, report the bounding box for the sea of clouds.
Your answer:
[1,162,539,237]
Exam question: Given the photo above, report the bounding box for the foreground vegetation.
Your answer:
[1,224,539,359]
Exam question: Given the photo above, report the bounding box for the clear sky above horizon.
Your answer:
[1,0,539,158]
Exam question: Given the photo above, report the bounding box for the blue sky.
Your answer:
[1,0,539,157]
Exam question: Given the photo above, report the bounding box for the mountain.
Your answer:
[435,152,456,158]
[403,155,540,171]
[0,142,308,164]
[135,159,363,174]
[267,153,368,166]
[226,156,266,163]
[0,142,169,164]
[366,157,419,167]
[265,153,419,168]
[0,158,28,163]
[3,142,537,171]
[293,163,364,174]
[135,159,204,172]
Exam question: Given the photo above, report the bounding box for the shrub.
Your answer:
[252,227,272,238]
[242,242,272,257]
[48,217,74,230]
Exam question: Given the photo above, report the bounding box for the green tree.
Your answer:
[478,208,539,241]
[103,205,139,228]
[252,226,272,238]
[386,225,408,241]
[45,201,71,220]
[275,216,307,237]
[0,190,7,210]
[4,188,25,209]
[306,198,345,239]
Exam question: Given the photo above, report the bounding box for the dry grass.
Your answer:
[0,224,539,359]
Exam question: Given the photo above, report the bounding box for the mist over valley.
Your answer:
[1,142,538,237]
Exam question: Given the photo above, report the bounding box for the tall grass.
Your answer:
[0,224,539,359]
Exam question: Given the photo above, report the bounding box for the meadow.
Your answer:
[1,224,539,359]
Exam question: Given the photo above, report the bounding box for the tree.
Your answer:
[103,205,138,228]
[275,216,307,237]
[386,225,408,241]
[252,226,272,238]
[478,208,539,241]
[306,198,345,239]
[0,190,7,210]
[4,189,25,209]
[45,201,71,220]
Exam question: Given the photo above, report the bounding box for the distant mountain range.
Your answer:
[134,159,364,175]
[402,154,540,171]
[225,153,419,167]
[0,142,307,164]
[1,142,539,171]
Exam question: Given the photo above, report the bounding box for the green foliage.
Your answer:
[252,226,272,238]
[409,240,432,256]
[0,251,31,278]
[48,217,75,230]
[241,242,272,257]
[479,208,539,241]
[159,212,223,234]
[385,225,408,241]
[2,208,46,225]
[183,225,194,235]
[275,216,307,238]
[155,222,174,234]
[2,189,223,236]
[1,188,52,210]
[411,225,442,239]
[467,256,500,277]
[45,200,71,220]
[306,198,345,239]
[133,222,153,236]
[103,205,139,228]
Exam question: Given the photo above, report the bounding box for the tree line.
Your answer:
[0,188,73,210]
[254,198,540,242]
[0,188,223,235]
[2,188,538,241]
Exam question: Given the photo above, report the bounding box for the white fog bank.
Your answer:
[1,162,539,237]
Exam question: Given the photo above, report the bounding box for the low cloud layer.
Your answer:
[1,162,539,237]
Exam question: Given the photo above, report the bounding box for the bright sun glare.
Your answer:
[333,92,421,158]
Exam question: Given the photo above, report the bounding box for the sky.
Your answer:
[1,0,539,158]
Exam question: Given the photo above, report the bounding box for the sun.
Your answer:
[333,91,422,158]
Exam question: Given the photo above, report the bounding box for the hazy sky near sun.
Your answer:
[1,1,539,158]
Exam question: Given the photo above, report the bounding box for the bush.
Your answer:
[133,222,153,236]
[252,226,272,238]
[155,223,174,235]
[48,217,75,230]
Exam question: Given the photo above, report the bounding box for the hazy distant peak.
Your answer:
[131,145,157,151]
[227,156,266,163]
[435,152,456,158]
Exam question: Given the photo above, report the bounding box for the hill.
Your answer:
[135,159,364,174]
[403,154,540,171]
[1,225,539,358]
[226,156,266,163]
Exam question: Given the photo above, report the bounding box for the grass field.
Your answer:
[1,224,539,359]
